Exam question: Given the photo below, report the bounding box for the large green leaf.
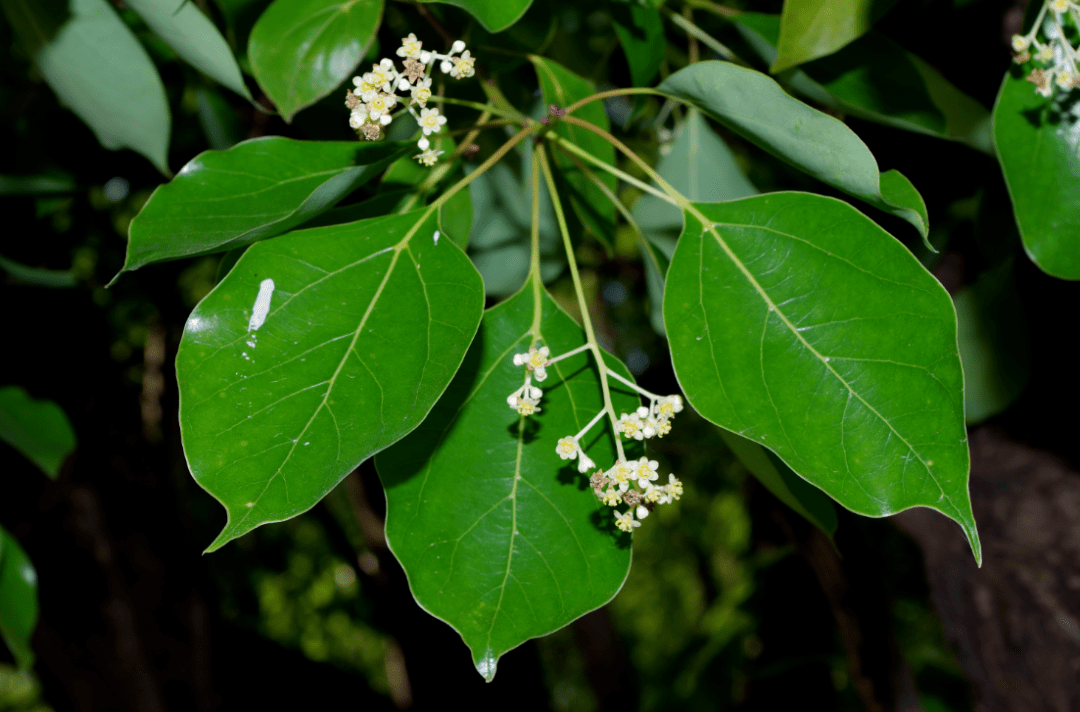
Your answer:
[663,193,980,562]
[248,0,383,122]
[177,209,484,550]
[377,276,636,680]
[0,387,76,480]
[531,56,617,243]
[0,0,170,171]
[125,0,251,99]
[610,0,665,87]
[658,61,929,241]
[993,69,1080,280]
[118,138,406,275]
[732,12,992,153]
[419,0,532,33]
[0,526,38,669]
[771,0,897,73]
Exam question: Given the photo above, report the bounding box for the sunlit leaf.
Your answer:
[419,0,532,33]
[177,209,484,550]
[771,0,898,73]
[0,386,76,479]
[659,61,930,241]
[125,0,251,99]
[0,0,171,171]
[248,0,383,122]
[664,192,980,563]
[378,276,636,681]
[993,68,1080,280]
[119,138,407,276]
[0,526,38,669]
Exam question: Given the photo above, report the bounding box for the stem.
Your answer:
[528,143,543,339]
[535,144,627,462]
[437,95,524,121]
[549,135,678,206]
[665,8,740,62]
[575,408,609,441]
[607,369,662,401]
[427,121,541,214]
[562,88,665,118]
[681,0,740,17]
[547,343,591,365]
[684,6,700,63]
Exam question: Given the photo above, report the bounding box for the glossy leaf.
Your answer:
[658,61,930,241]
[0,387,76,479]
[177,209,484,550]
[771,0,897,73]
[119,138,407,275]
[663,193,980,563]
[420,0,532,33]
[610,0,665,87]
[993,69,1080,279]
[0,0,170,171]
[531,56,617,242]
[125,0,251,99]
[377,277,636,680]
[248,0,383,122]
[732,12,992,152]
[0,526,38,669]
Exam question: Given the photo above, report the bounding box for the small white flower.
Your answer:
[515,397,541,416]
[411,77,434,107]
[614,510,641,533]
[635,505,650,520]
[556,436,580,460]
[1012,34,1031,52]
[601,488,622,507]
[365,92,397,122]
[348,108,367,129]
[526,385,542,400]
[414,149,444,167]
[642,482,663,504]
[417,136,430,151]
[417,107,447,136]
[661,474,683,503]
[577,453,596,474]
[449,50,476,79]
[451,40,466,54]
[368,58,399,93]
[397,32,423,59]
[606,460,638,492]
[635,457,659,484]
[513,346,550,381]
[655,395,684,419]
[616,411,645,440]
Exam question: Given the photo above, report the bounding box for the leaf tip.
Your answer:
[475,650,499,682]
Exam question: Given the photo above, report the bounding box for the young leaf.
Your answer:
[119,138,407,275]
[610,0,665,87]
[993,69,1080,280]
[771,0,898,73]
[658,61,930,241]
[419,0,532,33]
[531,56,617,242]
[663,193,980,563]
[177,209,484,551]
[248,0,383,122]
[124,0,252,99]
[0,0,171,171]
[732,12,992,153]
[0,386,76,479]
[377,277,636,681]
[0,526,38,669]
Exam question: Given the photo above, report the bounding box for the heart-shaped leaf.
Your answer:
[177,209,484,550]
[419,0,533,33]
[378,276,636,681]
[125,0,251,99]
[658,61,930,242]
[248,0,383,122]
[771,0,898,73]
[118,138,406,276]
[663,192,980,562]
[0,525,38,669]
[993,68,1080,280]
[0,0,171,171]
[0,387,76,480]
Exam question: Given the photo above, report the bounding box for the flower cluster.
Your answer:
[1011,0,1080,97]
[345,35,476,165]
[508,341,686,535]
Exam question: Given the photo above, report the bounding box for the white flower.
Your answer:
[634,457,659,485]
[614,510,641,533]
[417,107,447,136]
[606,460,638,492]
[635,505,650,520]
[647,415,671,438]
[656,395,684,419]
[397,33,424,60]
[352,75,379,102]
[577,453,596,474]
[642,482,663,504]
[367,58,398,94]
[616,411,646,440]
[661,474,683,504]
[451,40,466,54]
[414,149,444,166]
[513,397,540,416]
[449,50,476,79]
[411,77,433,107]
[1012,34,1031,52]
[348,108,367,128]
[601,488,622,507]
[513,346,550,381]
[556,436,580,460]
[365,92,397,122]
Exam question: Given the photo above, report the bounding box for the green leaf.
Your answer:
[125,0,251,99]
[658,61,930,241]
[0,255,76,288]
[0,387,76,479]
[717,430,837,537]
[177,209,484,550]
[248,0,383,122]
[419,0,532,33]
[531,56,617,243]
[0,526,38,669]
[610,0,665,87]
[771,0,897,73]
[119,138,407,276]
[195,86,243,150]
[439,184,473,250]
[663,193,980,563]
[377,277,635,681]
[731,13,992,153]
[993,69,1080,280]
[0,0,171,171]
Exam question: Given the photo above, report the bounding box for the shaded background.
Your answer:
[2,0,1079,709]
